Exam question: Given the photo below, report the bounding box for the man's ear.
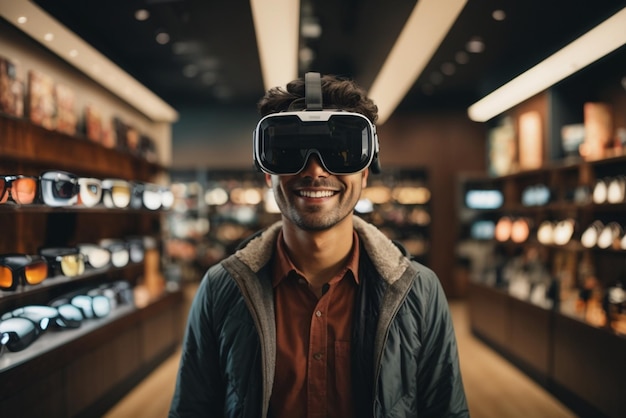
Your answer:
[361,168,369,188]
[265,173,272,187]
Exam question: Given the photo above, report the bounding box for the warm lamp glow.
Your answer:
[250,0,300,91]
[468,7,626,122]
[368,0,467,125]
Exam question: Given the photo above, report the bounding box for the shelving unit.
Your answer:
[0,114,184,417]
[459,46,626,418]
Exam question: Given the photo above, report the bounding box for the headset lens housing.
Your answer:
[254,111,378,175]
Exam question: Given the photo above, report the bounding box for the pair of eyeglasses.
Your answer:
[126,237,145,263]
[40,170,80,207]
[77,177,103,207]
[0,175,39,205]
[77,243,112,269]
[92,280,134,307]
[130,182,164,210]
[51,292,111,320]
[39,247,85,277]
[102,179,132,209]
[0,316,46,353]
[99,239,130,267]
[0,254,49,291]
[1,304,82,330]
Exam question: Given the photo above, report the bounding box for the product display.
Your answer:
[39,247,86,278]
[40,170,80,207]
[0,254,48,291]
[0,175,38,205]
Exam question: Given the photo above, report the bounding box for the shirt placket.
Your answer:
[307,288,331,418]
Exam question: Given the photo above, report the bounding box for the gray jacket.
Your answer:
[169,216,469,417]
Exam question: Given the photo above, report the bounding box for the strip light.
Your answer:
[250,0,300,92]
[368,0,467,125]
[468,7,626,123]
[0,0,179,123]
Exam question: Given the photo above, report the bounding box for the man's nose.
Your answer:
[300,154,329,176]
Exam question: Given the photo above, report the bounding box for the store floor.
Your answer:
[104,286,576,418]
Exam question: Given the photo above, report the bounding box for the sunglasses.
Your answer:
[99,239,130,267]
[77,177,103,207]
[0,254,49,291]
[0,175,39,205]
[77,243,112,269]
[253,111,380,175]
[0,316,44,352]
[94,280,134,307]
[126,237,145,263]
[130,182,162,210]
[69,294,111,319]
[1,304,83,330]
[102,178,132,209]
[40,170,80,207]
[39,247,86,277]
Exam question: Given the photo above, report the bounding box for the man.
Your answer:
[169,73,469,417]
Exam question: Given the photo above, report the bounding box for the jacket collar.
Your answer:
[234,216,410,285]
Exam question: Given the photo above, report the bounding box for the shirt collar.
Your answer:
[272,230,360,288]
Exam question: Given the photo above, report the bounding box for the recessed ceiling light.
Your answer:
[301,18,322,38]
[422,84,434,95]
[430,72,443,85]
[455,51,469,64]
[43,32,54,41]
[17,16,27,24]
[441,62,456,75]
[492,10,506,21]
[466,37,485,53]
[155,32,170,45]
[135,9,150,21]
[201,72,217,85]
[69,49,78,58]
[182,64,199,78]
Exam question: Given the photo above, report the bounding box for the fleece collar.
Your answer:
[234,216,410,285]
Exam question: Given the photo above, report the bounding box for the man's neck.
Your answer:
[282,217,354,289]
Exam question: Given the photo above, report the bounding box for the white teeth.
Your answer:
[298,190,335,198]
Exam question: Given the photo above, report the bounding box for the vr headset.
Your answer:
[253,72,380,175]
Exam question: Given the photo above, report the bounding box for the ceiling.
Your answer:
[31,0,625,118]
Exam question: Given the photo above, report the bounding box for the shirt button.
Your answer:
[313,353,323,360]
[315,310,322,317]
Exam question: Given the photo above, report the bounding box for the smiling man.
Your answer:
[169,73,469,418]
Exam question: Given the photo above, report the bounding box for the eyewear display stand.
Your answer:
[458,150,626,418]
[0,114,184,417]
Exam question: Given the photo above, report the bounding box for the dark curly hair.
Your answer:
[257,74,379,124]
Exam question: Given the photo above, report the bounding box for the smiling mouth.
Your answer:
[297,190,337,198]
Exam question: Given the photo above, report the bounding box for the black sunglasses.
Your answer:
[0,316,45,352]
[39,247,86,278]
[0,254,49,291]
[1,304,83,330]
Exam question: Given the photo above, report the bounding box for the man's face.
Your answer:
[266,155,368,231]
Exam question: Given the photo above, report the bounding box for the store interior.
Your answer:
[1,1,625,417]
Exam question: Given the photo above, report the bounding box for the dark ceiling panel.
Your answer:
[33,0,625,115]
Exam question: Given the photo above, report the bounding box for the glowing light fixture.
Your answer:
[250,0,300,91]
[368,0,467,125]
[468,7,626,122]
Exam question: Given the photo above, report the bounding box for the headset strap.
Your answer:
[304,72,323,111]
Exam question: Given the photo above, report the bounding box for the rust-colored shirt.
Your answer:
[269,231,359,418]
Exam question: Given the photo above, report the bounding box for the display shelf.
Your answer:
[0,288,183,417]
[0,98,181,416]
[0,115,164,179]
